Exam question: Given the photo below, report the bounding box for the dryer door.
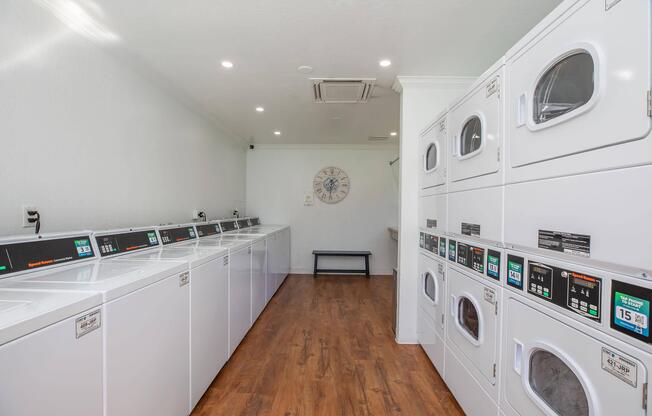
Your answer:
[419,254,446,339]
[504,298,648,416]
[449,72,502,186]
[420,116,448,190]
[508,0,651,171]
[446,267,499,385]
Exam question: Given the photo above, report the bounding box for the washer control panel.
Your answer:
[527,261,601,322]
[96,230,159,257]
[0,235,94,276]
[249,217,260,226]
[159,226,197,245]
[220,220,238,232]
[195,223,221,238]
[236,219,249,229]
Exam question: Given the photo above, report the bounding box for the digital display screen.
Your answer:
[570,274,598,289]
[220,221,237,232]
[95,230,159,257]
[196,224,221,238]
[0,236,94,276]
[237,219,249,229]
[159,227,197,245]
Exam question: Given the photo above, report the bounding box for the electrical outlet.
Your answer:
[22,205,38,228]
[192,209,206,221]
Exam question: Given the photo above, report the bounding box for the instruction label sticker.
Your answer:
[538,230,590,258]
[76,309,101,339]
[614,292,650,337]
[462,223,481,237]
[448,240,457,262]
[439,237,447,258]
[486,76,499,98]
[601,347,637,387]
[179,271,190,287]
[484,287,496,304]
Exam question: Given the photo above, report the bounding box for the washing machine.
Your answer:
[95,226,229,410]
[502,249,652,416]
[445,236,504,416]
[419,109,448,195]
[174,226,255,356]
[0,232,103,416]
[418,230,448,376]
[503,0,652,279]
[448,57,505,193]
[0,232,191,416]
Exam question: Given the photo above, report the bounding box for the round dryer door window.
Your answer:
[533,51,594,125]
[425,143,437,171]
[529,349,589,416]
[424,272,436,303]
[458,297,479,340]
[460,116,482,156]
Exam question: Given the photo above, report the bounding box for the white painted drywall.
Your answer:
[246,144,399,275]
[394,77,474,344]
[0,1,246,236]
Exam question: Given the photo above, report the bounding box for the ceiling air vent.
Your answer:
[312,78,375,103]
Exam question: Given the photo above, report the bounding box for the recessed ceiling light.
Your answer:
[390,131,398,136]
[255,106,264,112]
[221,60,234,68]
[379,59,392,67]
[274,131,282,136]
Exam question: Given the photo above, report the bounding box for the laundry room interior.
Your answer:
[1,0,651,415]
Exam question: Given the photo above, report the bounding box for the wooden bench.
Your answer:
[312,250,372,277]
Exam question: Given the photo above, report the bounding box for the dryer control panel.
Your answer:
[455,242,502,281]
[419,232,438,255]
[159,226,197,245]
[456,242,485,274]
[527,261,601,322]
[96,230,159,257]
[195,223,221,238]
[0,235,94,276]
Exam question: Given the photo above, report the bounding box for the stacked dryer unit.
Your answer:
[418,109,450,378]
[442,57,506,416]
[499,0,652,415]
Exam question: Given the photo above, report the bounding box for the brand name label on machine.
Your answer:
[461,223,480,237]
[538,230,590,258]
[601,347,638,387]
[75,309,101,339]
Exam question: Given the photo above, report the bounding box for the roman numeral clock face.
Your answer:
[313,167,350,204]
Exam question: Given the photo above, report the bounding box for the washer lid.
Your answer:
[118,247,226,268]
[0,260,187,302]
[0,288,102,346]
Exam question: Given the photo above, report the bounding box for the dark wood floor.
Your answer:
[192,274,463,416]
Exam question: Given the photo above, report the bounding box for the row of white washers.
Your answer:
[418,0,652,415]
[0,217,290,416]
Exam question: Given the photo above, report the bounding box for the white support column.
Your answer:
[393,76,474,344]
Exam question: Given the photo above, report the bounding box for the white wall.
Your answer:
[246,144,399,275]
[0,0,246,235]
[394,77,474,343]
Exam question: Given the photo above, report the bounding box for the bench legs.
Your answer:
[365,255,370,278]
[313,254,371,277]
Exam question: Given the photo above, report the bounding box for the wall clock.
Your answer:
[313,167,350,204]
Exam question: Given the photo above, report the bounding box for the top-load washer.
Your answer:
[501,250,652,416]
[445,236,504,416]
[447,58,506,245]
[420,109,449,195]
[418,230,448,376]
[0,232,191,416]
[503,0,652,279]
[174,224,255,356]
[95,226,229,410]
[0,232,104,416]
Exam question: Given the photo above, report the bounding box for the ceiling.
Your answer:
[56,0,562,144]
